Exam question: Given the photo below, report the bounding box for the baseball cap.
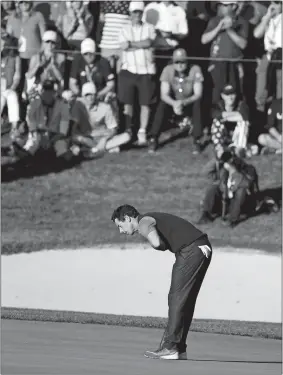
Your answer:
[82,82,97,96]
[81,38,96,54]
[173,48,188,62]
[129,1,145,12]
[42,30,57,43]
[222,84,236,95]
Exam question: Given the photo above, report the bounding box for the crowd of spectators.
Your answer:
[1,1,282,225]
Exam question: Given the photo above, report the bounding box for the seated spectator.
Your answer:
[143,1,189,76]
[70,82,131,157]
[12,79,71,165]
[198,148,259,227]
[258,98,282,154]
[210,84,251,157]
[99,1,130,72]
[253,1,282,112]
[57,0,93,51]
[6,0,46,95]
[201,1,248,104]
[148,48,204,153]
[1,32,21,138]
[69,38,115,104]
[118,1,156,146]
[25,30,66,95]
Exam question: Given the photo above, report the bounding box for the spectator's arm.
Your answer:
[6,16,13,35]
[10,55,21,91]
[253,9,272,39]
[48,56,64,85]
[201,18,223,44]
[160,81,175,107]
[77,13,94,37]
[59,101,70,136]
[26,54,41,79]
[69,78,80,96]
[173,7,189,39]
[37,12,46,40]
[97,80,115,100]
[269,127,282,142]
[182,67,203,106]
[226,28,247,50]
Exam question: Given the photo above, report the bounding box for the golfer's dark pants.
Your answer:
[161,235,212,353]
[203,185,248,223]
[148,100,202,141]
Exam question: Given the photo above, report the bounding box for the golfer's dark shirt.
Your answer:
[138,212,205,253]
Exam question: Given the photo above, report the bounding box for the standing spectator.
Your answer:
[25,30,66,99]
[201,1,248,104]
[147,48,204,153]
[1,1,17,30]
[57,0,94,51]
[253,1,282,112]
[143,1,189,76]
[118,1,156,146]
[6,0,46,95]
[69,38,115,102]
[1,32,21,138]
[99,1,130,72]
[210,84,250,157]
[258,98,282,154]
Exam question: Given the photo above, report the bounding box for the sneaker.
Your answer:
[137,130,147,146]
[148,137,158,153]
[144,348,179,360]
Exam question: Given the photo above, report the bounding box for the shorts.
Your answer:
[118,70,156,106]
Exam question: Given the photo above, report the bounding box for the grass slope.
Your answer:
[2,308,281,340]
[2,139,282,254]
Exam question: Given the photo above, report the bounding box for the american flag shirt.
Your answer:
[99,1,130,50]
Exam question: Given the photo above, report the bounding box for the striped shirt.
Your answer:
[99,1,130,50]
[119,22,156,75]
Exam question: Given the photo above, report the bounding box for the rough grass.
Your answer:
[2,308,281,340]
[1,138,282,254]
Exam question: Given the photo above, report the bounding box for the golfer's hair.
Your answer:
[111,205,140,222]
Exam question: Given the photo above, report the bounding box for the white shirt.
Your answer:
[119,22,156,75]
[143,2,188,36]
[264,13,282,54]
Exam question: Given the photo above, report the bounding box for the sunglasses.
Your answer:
[19,1,29,4]
[44,40,56,44]
[174,61,187,64]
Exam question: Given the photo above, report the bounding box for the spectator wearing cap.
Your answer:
[253,1,282,112]
[57,0,93,51]
[1,31,21,137]
[201,1,248,104]
[211,84,251,157]
[25,30,66,96]
[70,82,131,156]
[258,98,282,154]
[13,79,71,165]
[6,1,46,95]
[99,1,130,73]
[148,48,204,153]
[118,1,157,146]
[143,1,189,77]
[69,38,115,103]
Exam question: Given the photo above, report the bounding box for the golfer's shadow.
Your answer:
[188,358,281,364]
